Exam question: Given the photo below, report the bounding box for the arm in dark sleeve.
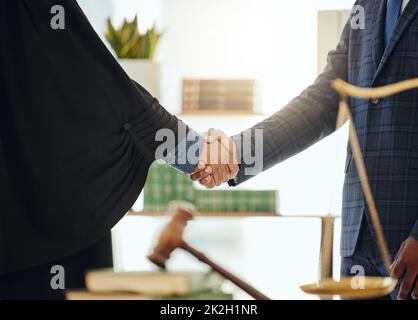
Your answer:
[230,17,351,186]
[127,80,203,172]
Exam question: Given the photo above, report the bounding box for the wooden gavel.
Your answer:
[147,204,270,300]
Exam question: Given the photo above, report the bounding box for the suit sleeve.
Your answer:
[411,221,418,240]
[229,17,351,186]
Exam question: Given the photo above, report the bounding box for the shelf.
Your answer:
[178,111,264,116]
[127,210,339,219]
[127,210,278,218]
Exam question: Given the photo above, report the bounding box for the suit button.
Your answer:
[370,98,381,105]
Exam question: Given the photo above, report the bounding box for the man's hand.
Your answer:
[191,129,239,188]
[390,236,418,300]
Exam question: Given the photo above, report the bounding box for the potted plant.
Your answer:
[106,15,163,98]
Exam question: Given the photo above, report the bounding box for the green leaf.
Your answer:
[105,15,162,59]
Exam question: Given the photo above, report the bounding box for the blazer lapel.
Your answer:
[373,0,418,83]
[370,0,386,73]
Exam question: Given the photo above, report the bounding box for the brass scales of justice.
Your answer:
[148,78,418,299]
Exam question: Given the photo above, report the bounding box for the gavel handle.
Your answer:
[180,242,270,300]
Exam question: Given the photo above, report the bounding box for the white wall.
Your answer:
[111,0,162,31]
[158,0,353,113]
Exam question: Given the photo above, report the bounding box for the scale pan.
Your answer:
[300,277,397,299]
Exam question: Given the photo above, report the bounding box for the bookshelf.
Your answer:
[179,110,264,116]
[127,210,337,219]
[128,210,278,218]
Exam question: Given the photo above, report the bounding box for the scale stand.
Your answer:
[301,78,418,299]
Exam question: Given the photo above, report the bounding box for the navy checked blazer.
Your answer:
[232,0,418,257]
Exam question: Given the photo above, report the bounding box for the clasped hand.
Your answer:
[191,129,239,189]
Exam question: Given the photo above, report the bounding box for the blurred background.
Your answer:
[78,0,355,299]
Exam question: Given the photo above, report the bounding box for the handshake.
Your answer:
[191,129,239,188]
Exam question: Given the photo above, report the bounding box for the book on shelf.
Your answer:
[194,190,277,213]
[144,162,195,212]
[66,291,151,300]
[143,162,278,214]
[84,270,224,297]
[65,269,232,300]
[182,79,262,114]
[66,289,233,300]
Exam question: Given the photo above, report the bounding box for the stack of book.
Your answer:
[66,270,233,300]
[143,162,278,213]
[182,79,261,114]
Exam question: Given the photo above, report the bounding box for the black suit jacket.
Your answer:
[0,0,183,273]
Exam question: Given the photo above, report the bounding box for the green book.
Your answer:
[144,162,195,211]
[144,162,277,213]
[195,190,277,213]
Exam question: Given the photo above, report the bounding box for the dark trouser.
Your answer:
[340,222,400,300]
[0,233,113,300]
